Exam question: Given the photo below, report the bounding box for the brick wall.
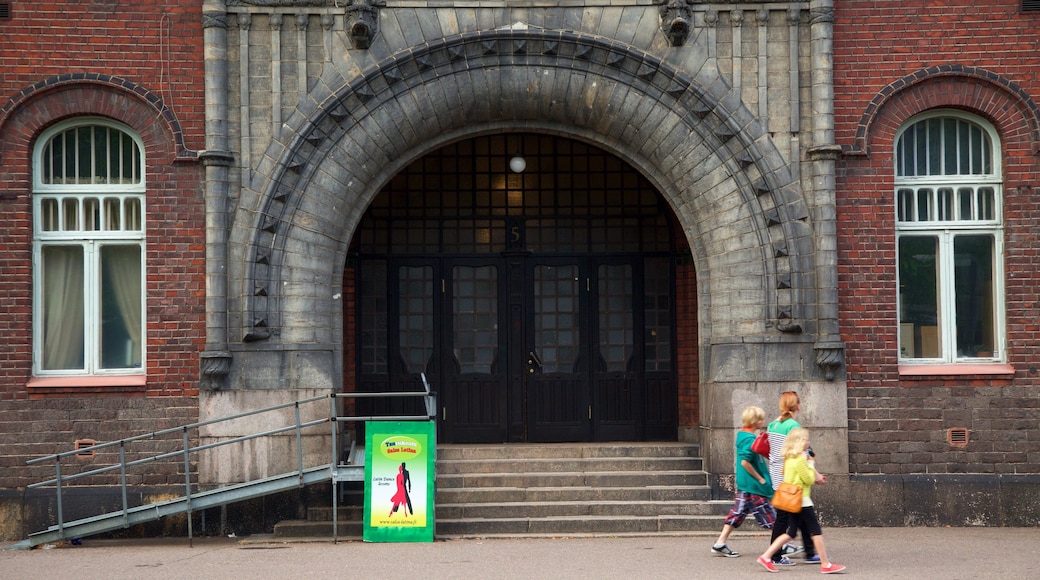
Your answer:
[674,227,699,430]
[834,1,1040,475]
[0,1,206,499]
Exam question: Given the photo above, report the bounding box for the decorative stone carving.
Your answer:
[659,0,693,47]
[346,0,378,50]
[202,12,228,30]
[201,350,233,390]
[814,341,845,381]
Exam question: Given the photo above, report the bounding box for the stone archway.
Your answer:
[233,28,816,356]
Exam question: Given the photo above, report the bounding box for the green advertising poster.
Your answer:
[362,421,436,542]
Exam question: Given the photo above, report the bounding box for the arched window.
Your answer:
[32,118,146,375]
[895,111,1004,362]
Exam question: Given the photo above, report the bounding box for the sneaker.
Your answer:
[711,544,741,558]
[757,556,779,573]
[805,555,821,564]
[775,556,797,566]
[782,544,805,556]
[821,563,847,574]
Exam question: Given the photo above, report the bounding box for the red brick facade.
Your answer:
[834,1,1040,474]
[3,0,1038,539]
[0,1,205,493]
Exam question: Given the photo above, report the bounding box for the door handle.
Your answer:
[527,350,542,373]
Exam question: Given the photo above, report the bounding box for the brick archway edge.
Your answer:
[0,73,197,164]
[845,65,1040,156]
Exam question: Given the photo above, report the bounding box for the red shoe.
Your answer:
[757,556,779,573]
[821,563,846,574]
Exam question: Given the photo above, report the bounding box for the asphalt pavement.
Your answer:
[2,527,1039,579]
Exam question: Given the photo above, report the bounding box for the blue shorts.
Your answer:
[724,491,776,529]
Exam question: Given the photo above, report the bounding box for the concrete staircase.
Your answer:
[274,442,731,539]
[435,442,725,538]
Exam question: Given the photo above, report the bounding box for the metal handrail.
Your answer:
[23,376,436,547]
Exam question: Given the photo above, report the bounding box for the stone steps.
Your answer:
[273,442,732,539]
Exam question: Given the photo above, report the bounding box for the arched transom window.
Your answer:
[32,118,146,376]
[895,111,1004,363]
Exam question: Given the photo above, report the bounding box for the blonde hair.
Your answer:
[741,406,765,428]
[781,427,809,458]
[778,391,800,421]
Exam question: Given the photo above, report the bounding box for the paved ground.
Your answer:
[2,527,1039,579]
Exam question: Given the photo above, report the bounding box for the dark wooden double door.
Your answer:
[357,253,676,443]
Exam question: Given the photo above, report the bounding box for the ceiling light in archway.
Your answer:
[509,155,527,173]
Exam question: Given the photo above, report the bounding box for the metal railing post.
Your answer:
[330,394,339,544]
[120,443,129,530]
[182,427,193,547]
[54,458,64,542]
[294,402,304,486]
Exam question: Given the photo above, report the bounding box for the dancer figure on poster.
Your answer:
[389,462,412,517]
[401,462,413,515]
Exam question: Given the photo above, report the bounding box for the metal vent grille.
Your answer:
[0,4,11,20]
[947,427,970,447]
[1025,0,1040,11]
[75,438,97,459]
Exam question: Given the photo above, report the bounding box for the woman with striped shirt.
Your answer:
[765,391,818,564]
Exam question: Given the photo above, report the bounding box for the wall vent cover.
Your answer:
[75,438,97,459]
[947,427,969,447]
[0,4,11,20]
[1024,0,1040,11]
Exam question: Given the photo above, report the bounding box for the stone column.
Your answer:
[806,0,849,476]
[201,0,233,390]
[807,0,844,381]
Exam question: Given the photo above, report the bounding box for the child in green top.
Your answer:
[710,406,775,558]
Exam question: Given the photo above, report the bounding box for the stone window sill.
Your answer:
[898,363,1015,379]
[27,375,148,393]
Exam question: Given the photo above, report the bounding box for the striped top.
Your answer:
[766,417,800,491]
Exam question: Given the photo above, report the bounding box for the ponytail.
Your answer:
[778,391,800,421]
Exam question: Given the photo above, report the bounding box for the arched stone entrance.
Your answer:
[213,23,838,482]
[234,28,814,353]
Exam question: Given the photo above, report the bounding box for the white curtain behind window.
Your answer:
[42,246,85,370]
[102,245,142,367]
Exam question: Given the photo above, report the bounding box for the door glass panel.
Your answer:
[591,218,640,252]
[534,265,579,374]
[526,219,586,253]
[598,264,633,372]
[398,266,433,374]
[453,265,498,374]
[359,261,388,374]
[644,257,673,371]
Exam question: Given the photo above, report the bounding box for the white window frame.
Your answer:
[32,118,146,377]
[895,110,1005,364]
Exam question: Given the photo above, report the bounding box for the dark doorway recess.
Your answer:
[352,133,679,443]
